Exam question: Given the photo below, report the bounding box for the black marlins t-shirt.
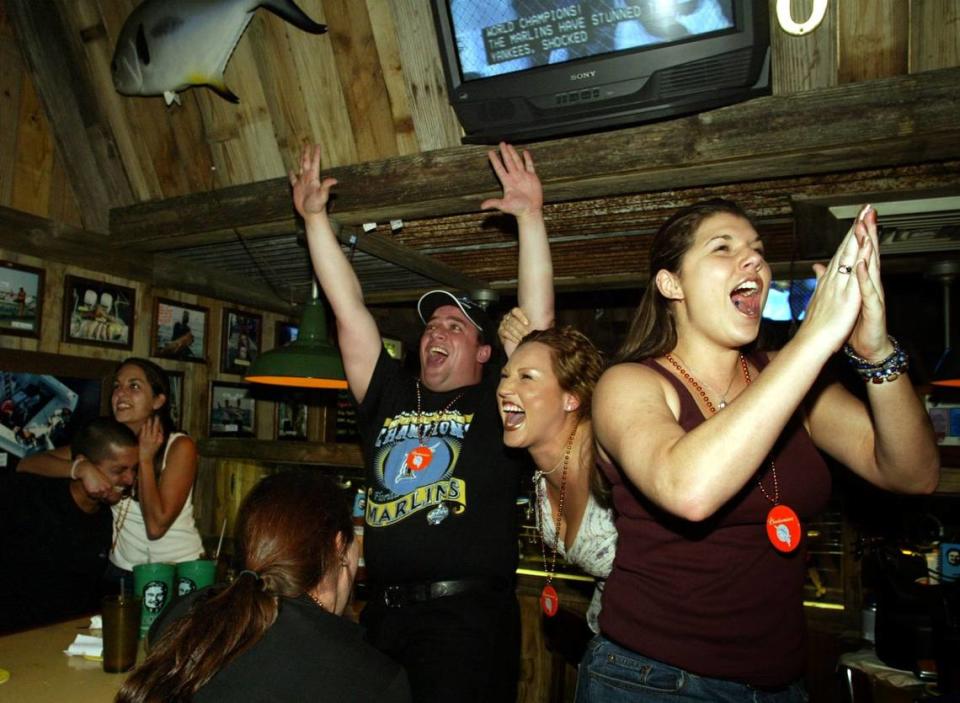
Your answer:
[356,348,528,585]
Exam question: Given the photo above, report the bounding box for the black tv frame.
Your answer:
[431,0,771,144]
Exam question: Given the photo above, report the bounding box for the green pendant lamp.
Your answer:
[245,282,348,389]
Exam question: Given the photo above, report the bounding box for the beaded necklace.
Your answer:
[111,497,132,553]
[533,423,578,617]
[663,353,799,552]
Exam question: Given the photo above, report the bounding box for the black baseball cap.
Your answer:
[417,290,496,345]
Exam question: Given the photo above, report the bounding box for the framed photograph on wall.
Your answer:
[62,275,135,350]
[275,321,299,348]
[0,260,44,339]
[0,350,115,472]
[275,400,308,441]
[221,309,262,375]
[166,370,185,430]
[209,381,256,437]
[153,298,208,362]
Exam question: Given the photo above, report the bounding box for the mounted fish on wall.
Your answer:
[111,0,327,106]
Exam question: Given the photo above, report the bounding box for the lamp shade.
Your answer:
[932,348,960,388]
[245,295,347,389]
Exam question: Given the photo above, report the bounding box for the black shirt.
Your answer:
[356,349,529,584]
[0,474,111,634]
[154,590,410,702]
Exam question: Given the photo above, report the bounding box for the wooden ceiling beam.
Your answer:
[111,67,960,244]
[6,0,133,233]
[0,206,295,315]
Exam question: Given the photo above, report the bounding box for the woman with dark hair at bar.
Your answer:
[117,471,410,703]
[578,200,939,701]
[19,357,203,588]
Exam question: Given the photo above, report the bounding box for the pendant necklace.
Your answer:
[667,351,737,409]
[411,380,463,473]
[534,424,578,617]
[111,497,132,553]
[664,353,802,553]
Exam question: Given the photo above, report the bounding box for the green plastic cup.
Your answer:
[176,559,217,596]
[133,562,175,638]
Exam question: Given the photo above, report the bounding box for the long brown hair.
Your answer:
[615,199,755,363]
[116,472,353,703]
[517,326,610,505]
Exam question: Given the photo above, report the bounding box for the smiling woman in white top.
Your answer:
[18,357,203,587]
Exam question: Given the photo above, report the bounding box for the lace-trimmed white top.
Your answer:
[537,474,617,632]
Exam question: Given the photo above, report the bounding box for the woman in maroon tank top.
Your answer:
[579,199,939,702]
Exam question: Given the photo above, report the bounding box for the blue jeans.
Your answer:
[575,635,809,703]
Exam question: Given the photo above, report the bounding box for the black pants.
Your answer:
[361,587,521,703]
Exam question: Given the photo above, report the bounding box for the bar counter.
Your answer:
[0,618,129,702]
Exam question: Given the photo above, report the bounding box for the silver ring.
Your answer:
[837,264,853,274]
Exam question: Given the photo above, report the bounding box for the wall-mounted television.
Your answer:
[431,0,771,143]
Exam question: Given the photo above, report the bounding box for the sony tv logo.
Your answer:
[569,70,596,81]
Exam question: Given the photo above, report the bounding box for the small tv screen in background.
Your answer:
[762,278,817,322]
[450,0,735,81]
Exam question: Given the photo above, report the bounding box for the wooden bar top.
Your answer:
[0,617,131,702]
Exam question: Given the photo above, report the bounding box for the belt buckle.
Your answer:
[383,585,404,608]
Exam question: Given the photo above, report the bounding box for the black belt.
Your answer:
[371,578,499,608]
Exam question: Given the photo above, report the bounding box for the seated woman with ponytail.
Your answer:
[117,472,410,703]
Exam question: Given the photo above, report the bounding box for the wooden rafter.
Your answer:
[111,66,960,246]
[6,0,133,233]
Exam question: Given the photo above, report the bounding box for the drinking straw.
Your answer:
[214,517,228,560]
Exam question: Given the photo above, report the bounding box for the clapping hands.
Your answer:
[805,205,891,359]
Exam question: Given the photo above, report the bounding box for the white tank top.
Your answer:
[110,432,203,570]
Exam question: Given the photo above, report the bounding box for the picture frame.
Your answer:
[0,350,115,471]
[275,400,308,441]
[62,275,135,350]
[275,321,299,349]
[221,309,262,375]
[382,337,404,361]
[209,381,256,437]
[153,298,208,362]
[166,370,185,430]
[0,260,44,339]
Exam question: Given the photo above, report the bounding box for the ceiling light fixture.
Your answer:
[245,281,348,389]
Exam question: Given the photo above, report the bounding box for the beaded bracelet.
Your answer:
[70,456,83,480]
[842,336,909,384]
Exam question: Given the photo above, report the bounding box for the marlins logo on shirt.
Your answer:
[367,409,474,526]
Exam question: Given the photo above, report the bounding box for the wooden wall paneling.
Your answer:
[322,0,399,162]
[769,0,837,95]
[10,73,53,217]
[837,0,909,84]
[0,1,22,207]
[389,0,463,152]
[78,0,166,201]
[47,151,82,228]
[910,0,960,72]
[246,11,315,167]
[287,0,358,167]
[6,0,134,232]
[365,0,421,156]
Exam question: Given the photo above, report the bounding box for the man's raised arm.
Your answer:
[291,145,381,403]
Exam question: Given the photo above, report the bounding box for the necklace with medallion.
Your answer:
[410,380,464,473]
[664,353,802,554]
[414,381,465,526]
[534,424,579,617]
